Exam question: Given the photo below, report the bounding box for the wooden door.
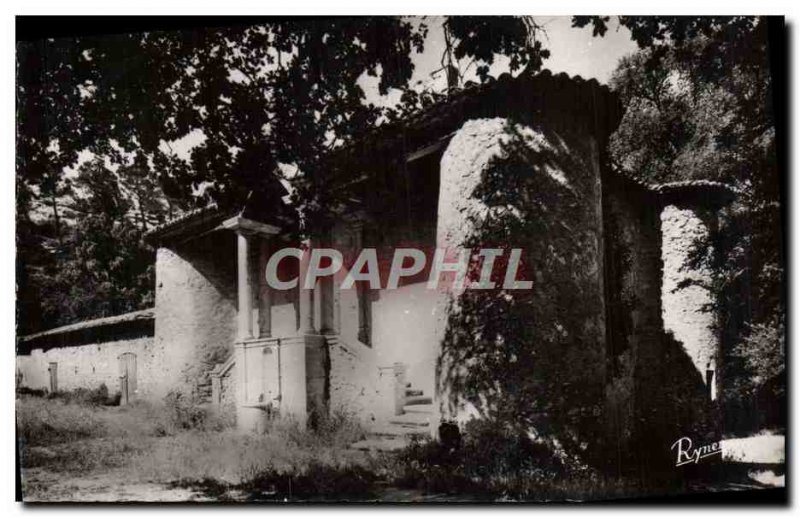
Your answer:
[48,362,58,393]
[118,352,137,404]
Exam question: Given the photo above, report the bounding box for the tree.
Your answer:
[26,159,157,328]
[17,17,550,332]
[584,16,784,433]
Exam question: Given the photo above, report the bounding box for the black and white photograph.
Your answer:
[12,10,788,504]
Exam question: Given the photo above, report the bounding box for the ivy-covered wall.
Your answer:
[602,174,716,478]
[434,116,608,461]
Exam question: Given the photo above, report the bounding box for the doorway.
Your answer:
[48,362,58,393]
[118,352,137,404]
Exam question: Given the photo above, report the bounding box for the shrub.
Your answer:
[159,390,229,434]
[283,407,366,449]
[393,417,598,499]
[16,395,108,446]
[161,390,206,431]
[16,386,47,398]
[235,462,378,501]
[46,384,120,406]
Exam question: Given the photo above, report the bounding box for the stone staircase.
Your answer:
[350,382,434,452]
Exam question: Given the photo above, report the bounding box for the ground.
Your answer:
[16,393,783,503]
[22,468,210,502]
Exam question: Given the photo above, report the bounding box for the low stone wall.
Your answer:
[328,336,395,424]
[17,336,154,397]
[369,283,438,395]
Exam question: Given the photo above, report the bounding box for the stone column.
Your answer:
[350,224,372,345]
[257,238,272,338]
[313,228,337,335]
[237,231,254,341]
[393,362,408,416]
[220,215,281,433]
[319,278,336,335]
[298,241,315,334]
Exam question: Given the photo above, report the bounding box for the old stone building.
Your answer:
[16,69,734,455]
[17,309,154,402]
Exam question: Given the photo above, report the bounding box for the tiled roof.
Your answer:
[19,308,155,343]
[610,164,738,206]
[650,180,738,206]
[147,69,621,238]
[143,204,225,241]
[650,180,739,195]
[325,68,620,166]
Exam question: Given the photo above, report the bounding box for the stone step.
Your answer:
[403,404,433,415]
[368,424,429,438]
[404,395,433,406]
[350,438,410,452]
[405,388,424,397]
[389,413,431,427]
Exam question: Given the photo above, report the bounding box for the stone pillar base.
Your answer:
[237,405,271,433]
[235,335,328,431]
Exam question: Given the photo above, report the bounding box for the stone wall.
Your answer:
[369,283,438,394]
[602,176,717,475]
[17,335,153,397]
[660,204,718,398]
[215,362,237,424]
[328,336,396,424]
[601,175,666,449]
[150,231,238,399]
[434,116,607,434]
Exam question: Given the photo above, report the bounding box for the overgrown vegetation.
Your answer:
[17,390,383,501]
[47,383,121,406]
[18,391,663,502]
[594,16,784,435]
[437,124,608,467]
[392,419,614,500]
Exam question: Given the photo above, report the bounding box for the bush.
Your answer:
[16,395,108,446]
[161,390,206,431]
[159,390,228,434]
[281,407,366,449]
[46,384,120,406]
[393,418,601,499]
[234,462,378,501]
[16,386,47,398]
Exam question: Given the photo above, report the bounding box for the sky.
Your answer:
[359,16,639,108]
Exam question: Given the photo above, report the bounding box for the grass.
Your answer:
[386,422,653,502]
[17,392,386,501]
[17,391,687,502]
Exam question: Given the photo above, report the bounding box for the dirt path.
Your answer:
[21,468,212,502]
[21,467,476,503]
